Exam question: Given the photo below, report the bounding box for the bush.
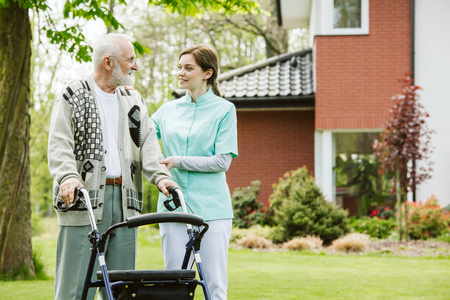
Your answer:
[403,195,450,240]
[236,236,272,249]
[230,225,275,243]
[269,167,350,244]
[370,205,395,220]
[232,181,273,228]
[283,236,323,251]
[332,233,370,253]
[434,232,450,243]
[350,217,396,239]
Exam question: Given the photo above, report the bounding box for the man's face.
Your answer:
[110,39,138,87]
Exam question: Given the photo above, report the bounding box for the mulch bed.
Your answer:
[366,240,450,257]
[231,239,450,257]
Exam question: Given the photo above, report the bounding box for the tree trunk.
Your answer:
[404,192,409,241]
[264,0,289,57]
[396,169,402,241]
[0,2,34,278]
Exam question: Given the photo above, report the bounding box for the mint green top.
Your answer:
[151,89,238,221]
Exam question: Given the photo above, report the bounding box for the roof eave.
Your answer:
[227,95,315,110]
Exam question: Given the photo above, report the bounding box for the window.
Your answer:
[333,132,394,216]
[320,0,369,35]
[334,0,362,29]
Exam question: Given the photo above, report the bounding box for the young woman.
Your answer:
[151,45,238,299]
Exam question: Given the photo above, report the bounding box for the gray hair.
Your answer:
[92,33,135,68]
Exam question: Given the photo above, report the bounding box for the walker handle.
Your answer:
[126,212,204,228]
[55,187,84,212]
[164,186,181,211]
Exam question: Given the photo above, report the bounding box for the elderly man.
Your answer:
[48,33,176,300]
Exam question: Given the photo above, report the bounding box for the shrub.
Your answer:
[269,167,350,244]
[232,181,273,228]
[236,236,272,249]
[370,205,395,220]
[435,232,450,243]
[350,217,396,239]
[230,225,276,243]
[283,236,323,251]
[402,195,450,240]
[332,233,370,253]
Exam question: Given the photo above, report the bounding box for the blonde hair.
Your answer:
[179,45,221,97]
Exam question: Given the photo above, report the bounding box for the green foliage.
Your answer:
[32,249,47,280]
[369,205,396,220]
[335,153,394,215]
[402,195,450,240]
[231,181,273,228]
[269,167,350,244]
[31,213,44,237]
[434,232,450,243]
[153,0,263,16]
[0,0,48,10]
[0,249,46,280]
[350,217,396,239]
[27,0,261,62]
[230,225,275,243]
[44,23,92,63]
[142,180,160,213]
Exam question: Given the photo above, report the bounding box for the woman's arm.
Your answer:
[160,153,233,172]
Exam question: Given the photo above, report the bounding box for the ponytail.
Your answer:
[210,78,222,97]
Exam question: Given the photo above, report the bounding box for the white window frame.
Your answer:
[322,0,369,35]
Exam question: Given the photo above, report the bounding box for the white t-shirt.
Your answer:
[92,79,121,178]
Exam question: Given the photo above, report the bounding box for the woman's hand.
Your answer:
[159,156,175,171]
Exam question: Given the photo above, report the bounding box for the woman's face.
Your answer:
[177,54,210,91]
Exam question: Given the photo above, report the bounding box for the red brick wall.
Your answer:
[315,0,411,129]
[226,110,315,204]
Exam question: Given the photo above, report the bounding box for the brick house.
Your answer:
[212,0,450,211]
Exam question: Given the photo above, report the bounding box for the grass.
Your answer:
[1,217,450,299]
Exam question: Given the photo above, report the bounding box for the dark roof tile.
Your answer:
[172,49,315,109]
[217,49,314,101]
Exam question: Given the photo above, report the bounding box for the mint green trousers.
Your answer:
[54,185,137,300]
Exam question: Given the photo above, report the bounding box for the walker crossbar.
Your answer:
[126,212,204,228]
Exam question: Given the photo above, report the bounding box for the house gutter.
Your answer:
[411,0,416,202]
[411,0,415,81]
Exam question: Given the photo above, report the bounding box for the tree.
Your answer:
[0,0,261,278]
[204,0,289,58]
[373,74,434,241]
[0,0,33,279]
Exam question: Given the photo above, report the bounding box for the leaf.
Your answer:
[133,41,151,55]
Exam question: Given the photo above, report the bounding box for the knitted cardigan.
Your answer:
[48,76,170,226]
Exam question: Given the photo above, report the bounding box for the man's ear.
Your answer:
[204,69,213,80]
[104,56,114,71]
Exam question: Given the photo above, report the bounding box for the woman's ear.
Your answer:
[204,69,213,80]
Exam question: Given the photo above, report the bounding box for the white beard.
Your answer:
[111,65,135,87]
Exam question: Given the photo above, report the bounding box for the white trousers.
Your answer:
[160,219,232,300]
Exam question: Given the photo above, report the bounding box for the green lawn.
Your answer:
[2,218,450,299]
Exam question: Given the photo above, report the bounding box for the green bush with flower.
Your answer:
[350,217,396,239]
[402,195,450,240]
[231,181,273,229]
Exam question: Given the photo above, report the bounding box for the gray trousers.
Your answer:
[54,185,137,300]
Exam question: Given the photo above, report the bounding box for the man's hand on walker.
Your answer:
[59,177,83,206]
[157,178,178,198]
